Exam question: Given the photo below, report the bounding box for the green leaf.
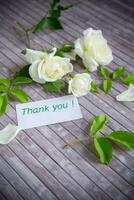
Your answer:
[112,66,125,80]
[55,44,73,57]
[55,51,64,57]
[100,66,110,79]
[15,64,31,78]
[103,79,112,94]
[90,81,99,93]
[46,17,63,30]
[51,9,61,19]
[107,131,134,149]
[32,17,48,33]
[0,95,8,116]
[57,4,74,11]
[0,78,10,86]
[94,137,112,164]
[0,85,8,93]
[90,114,108,136]
[82,69,90,74]
[122,74,134,85]
[51,0,60,9]
[12,76,32,85]
[43,80,65,93]
[59,44,73,52]
[21,49,26,55]
[10,87,29,103]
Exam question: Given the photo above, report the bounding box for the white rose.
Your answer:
[24,48,73,83]
[68,73,92,97]
[74,28,113,72]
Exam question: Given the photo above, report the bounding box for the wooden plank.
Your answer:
[0,48,131,200]
[27,0,134,57]
[7,0,133,86]
[0,193,8,200]
[0,0,133,158]
[0,61,132,200]
[0,6,134,170]
[0,145,60,200]
[9,0,134,62]
[0,28,133,131]
[0,68,112,199]
[0,114,78,200]
[0,156,41,200]
[0,113,110,199]
[0,9,133,119]
[89,0,134,22]
[0,174,23,200]
[1,0,133,77]
[0,0,134,200]
[0,128,93,200]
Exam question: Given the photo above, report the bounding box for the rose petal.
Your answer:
[74,38,84,58]
[83,52,98,72]
[48,48,57,59]
[29,60,46,83]
[0,124,21,144]
[63,51,76,61]
[24,48,47,63]
[116,84,134,102]
[61,57,73,74]
[83,27,93,36]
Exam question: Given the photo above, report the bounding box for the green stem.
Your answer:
[63,136,93,148]
[25,31,31,48]
[16,22,32,48]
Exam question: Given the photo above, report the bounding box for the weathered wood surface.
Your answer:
[0,0,134,199]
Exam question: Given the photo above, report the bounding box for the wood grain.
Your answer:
[0,0,134,199]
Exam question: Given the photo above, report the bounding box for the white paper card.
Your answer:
[16,95,83,129]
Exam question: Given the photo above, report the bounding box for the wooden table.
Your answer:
[0,0,134,199]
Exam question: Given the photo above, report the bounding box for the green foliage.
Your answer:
[43,80,66,93]
[10,87,29,103]
[90,114,108,136]
[55,44,73,57]
[112,66,125,80]
[100,66,110,79]
[46,17,63,30]
[67,114,134,165]
[0,72,31,116]
[12,76,32,85]
[107,131,134,149]
[0,95,8,116]
[32,0,73,33]
[122,74,134,85]
[0,85,9,93]
[58,44,73,52]
[15,64,31,78]
[90,115,134,164]
[94,137,112,164]
[50,0,60,9]
[32,17,48,33]
[0,78,10,86]
[82,69,90,74]
[103,79,112,94]
[96,66,128,94]
[90,81,99,93]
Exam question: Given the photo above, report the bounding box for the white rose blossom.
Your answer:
[24,48,73,83]
[74,28,113,72]
[68,73,92,97]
